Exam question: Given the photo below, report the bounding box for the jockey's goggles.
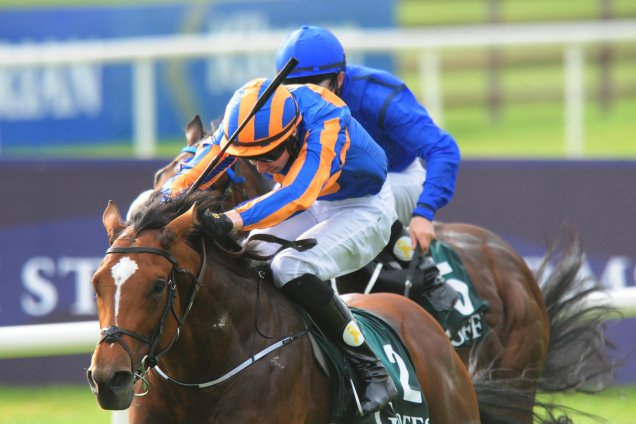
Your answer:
[244,140,288,163]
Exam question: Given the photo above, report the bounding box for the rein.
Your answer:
[100,241,206,395]
[154,268,309,389]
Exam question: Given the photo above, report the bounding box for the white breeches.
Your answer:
[387,159,426,225]
[249,182,397,288]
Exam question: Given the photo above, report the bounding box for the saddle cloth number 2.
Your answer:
[384,344,422,403]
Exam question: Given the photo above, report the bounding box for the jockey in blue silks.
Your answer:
[275,25,461,313]
[162,78,398,416]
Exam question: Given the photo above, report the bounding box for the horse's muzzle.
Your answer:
[87,365,135,410]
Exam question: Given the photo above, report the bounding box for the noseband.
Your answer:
[99,242,206,393]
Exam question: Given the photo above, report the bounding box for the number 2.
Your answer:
[383,344,423,403]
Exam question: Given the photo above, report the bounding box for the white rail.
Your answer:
[2,288,633,359]
[0,321,99,359]
[1,20,635,157]
[588,287,636,313]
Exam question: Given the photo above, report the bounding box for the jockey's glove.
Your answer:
[199,209,233,238]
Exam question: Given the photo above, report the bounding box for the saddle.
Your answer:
[306,308,430,424]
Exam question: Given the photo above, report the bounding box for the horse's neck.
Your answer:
[164,264,303,381]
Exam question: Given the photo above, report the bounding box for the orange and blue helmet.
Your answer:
[275,25,346,79]
[223,78,301,157]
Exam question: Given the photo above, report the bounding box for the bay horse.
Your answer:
[87,193,511,423]
[143,118,617,423]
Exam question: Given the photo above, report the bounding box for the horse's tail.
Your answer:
[471,361,600,424]
[469,357,531,423]
[537,228,619,394]
[472,228,620,424]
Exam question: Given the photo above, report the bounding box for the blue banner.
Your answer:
[0,1,395,149]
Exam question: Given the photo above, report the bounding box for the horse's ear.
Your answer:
[185,115,204,146]
[103,200,125,245]
[166,203,198,240]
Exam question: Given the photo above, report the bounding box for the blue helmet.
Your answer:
[275,25,346,79]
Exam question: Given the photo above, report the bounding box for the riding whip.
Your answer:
[186,57,299,195]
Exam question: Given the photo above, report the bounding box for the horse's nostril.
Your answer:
[111,371,134,390]
[86,370,97,393]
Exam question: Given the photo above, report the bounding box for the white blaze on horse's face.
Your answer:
[111,257,139,323]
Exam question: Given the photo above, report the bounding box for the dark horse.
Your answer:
[87,193,505,423]
[141,116,617,423]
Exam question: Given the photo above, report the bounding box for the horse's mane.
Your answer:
[129,191,221,234]
[128,190,264,277]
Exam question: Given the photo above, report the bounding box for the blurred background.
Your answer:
[0,0,634,423]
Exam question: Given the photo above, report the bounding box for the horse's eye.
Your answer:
[153,280,167,294]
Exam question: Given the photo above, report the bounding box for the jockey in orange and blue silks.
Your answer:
[161,77,399,415]
[162,79,389,231]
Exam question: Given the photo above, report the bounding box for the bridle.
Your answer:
[98,241,206,395]
[98,232,315,394]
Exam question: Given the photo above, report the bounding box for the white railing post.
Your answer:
[419,49,443,125]
[112,409,129,424]
[564,44,585,158]
[133,59,156,159]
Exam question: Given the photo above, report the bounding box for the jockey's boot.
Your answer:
[380,220,459,313]
[411,251,459,315]
[282,274,398,416]
[409,251,463,334]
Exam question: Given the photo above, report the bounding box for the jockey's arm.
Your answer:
[161,130,236,199]
[384,87,460,250]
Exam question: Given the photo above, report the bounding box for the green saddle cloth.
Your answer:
[312,309,429,424]
[426,240,491,349]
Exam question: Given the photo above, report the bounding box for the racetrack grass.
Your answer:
[398,0,636,26]
[536,386,636,424]
[0,384,634,423]
[0,385,110,424]
[449,98,636,159]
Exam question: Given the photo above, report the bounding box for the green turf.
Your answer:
[537,386,636,424]
[398,0,636,26]
[0,385,111,424]
[448,98,636,158]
